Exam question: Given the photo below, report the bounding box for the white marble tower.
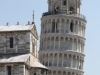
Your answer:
[39,0,87,75]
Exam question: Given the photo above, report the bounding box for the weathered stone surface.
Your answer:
[0,24,47,75]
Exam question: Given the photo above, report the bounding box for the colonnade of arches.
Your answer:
[40,37,85,53]
[47,70,83,75]
[41,18,86,37]
[40,53,84,70]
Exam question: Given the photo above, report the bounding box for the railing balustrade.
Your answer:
[42,12,86,20]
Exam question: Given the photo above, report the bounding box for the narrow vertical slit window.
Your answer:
[63,0,66,5]
[10,37,13,48]
[7,66,11,75]
[70,22,73,32]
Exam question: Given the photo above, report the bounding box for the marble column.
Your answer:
[52,54,54,66]
[62,54,64,67]
[71,56,73,68]
[59,19,62,33]
[54,37,56,49]
[50,37,51,50]
[72,39,74,51]
[58,37,60,50]
[66,0,68,14]
[57,54,59,67]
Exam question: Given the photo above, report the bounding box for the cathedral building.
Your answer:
[39,0,87,75]
[0,14,48,75]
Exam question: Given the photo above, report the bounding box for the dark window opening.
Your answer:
[69,7,74,14]
[10,37,13,48]
[52,22,55,33]
[54,6,60,14]
[49,62,52,66]
[43,62,45,65]
[41,70,44,74]
[45,62,48,66]
[34,73,36,75]
[7,66,11,75]
[70,22,73,32]
[63,0,66,5]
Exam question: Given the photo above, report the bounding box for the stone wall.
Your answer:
[0,32,30,54]
[30,33,38,58]
[0,31,39,56]
[0,65,25,75]
[0,66,5,75]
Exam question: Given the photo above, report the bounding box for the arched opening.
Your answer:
[61,19,65,33]
[76,73,78,75]
[48,71,51,75]
[55,37,59,49]
[47,38,50,49]
[58,53,62,67]
[77,56,79,69]
[58,71,61,75]
[51,37,54,49]
[63,54,67,67]
[74,39,77,51]
[60,37,64,50]
[66,19,69,33]
[70,22,73,32]
[68,72,70,75]
[43,54,45,65]
[63,71,66,75]
[53,71,56,75]
[68,55,71,67]
[72,72,75,75]
[68,38,72,50]
[79,58,82,69]
[65,37,68,50]
[45,21,47,33]
[69,7,74,14]
[44,38,46,50]
[40,54,42,62]
[54,6,60,14]
[56,19,60,33]
[52,21,55,33]
[56,22,58,33]
[54,53,57,66]
[73,55,76,68]
[49,53,53,66]
[45,54,48,66]
[56,6,59,11]
[48,19,51,33]
[43,24,45,33]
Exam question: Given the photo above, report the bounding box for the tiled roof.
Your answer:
[0,53,48,70]
[31,60,49,70]
[0,54,30,63]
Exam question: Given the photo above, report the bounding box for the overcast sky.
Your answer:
[0,0,100,75]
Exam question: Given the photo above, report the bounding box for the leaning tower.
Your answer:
[39,0,87,75]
